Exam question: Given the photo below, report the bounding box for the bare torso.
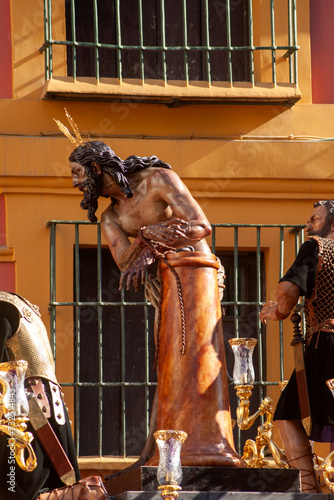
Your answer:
[101,167,211,271]
[106,170,174,236]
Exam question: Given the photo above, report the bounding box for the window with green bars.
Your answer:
[43,0,299,87]
[48,220,305,458]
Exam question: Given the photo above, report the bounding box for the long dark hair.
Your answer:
[69,140,171,199]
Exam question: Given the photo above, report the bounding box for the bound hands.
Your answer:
[141,218,194,246]
[119,247,155,292]
[119,219,197,292]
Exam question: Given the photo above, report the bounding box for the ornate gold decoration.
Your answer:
[158,484,182,500]
[327,378,334,394]
[0,360,37,472]
[54,108,84,147]
[234,383,288,468]
[22,307,33,323]
[24,298,41,317]
[314,451,334,492]
[229,337,288,469]
[0,418,37,472]
[278,380,288,392]
[154,430,188,443]
[229,338,258,348]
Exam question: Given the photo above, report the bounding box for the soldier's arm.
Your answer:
[259,282,300,322]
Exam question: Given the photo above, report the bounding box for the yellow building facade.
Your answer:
[1,0,334,478]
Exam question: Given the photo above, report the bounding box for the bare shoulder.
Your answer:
[100,203,118,227]
[145,168,185,191]
[100,203,130,248]
[147,167,180,182]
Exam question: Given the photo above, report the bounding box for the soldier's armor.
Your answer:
[0,292,58,384]
[305,236,334,341]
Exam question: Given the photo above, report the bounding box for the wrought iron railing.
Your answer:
[48,220,305,457]
[41,0,299,86]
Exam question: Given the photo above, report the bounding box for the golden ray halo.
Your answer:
[54,108,84,147]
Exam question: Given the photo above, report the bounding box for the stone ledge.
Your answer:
[104,467,300,496]
[42,78,302,107]
[114,492,331,500]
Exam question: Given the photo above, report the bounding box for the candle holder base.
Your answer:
[158,484,182,500]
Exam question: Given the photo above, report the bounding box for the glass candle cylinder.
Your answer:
[228,338,257,385]
[154,430,187,486]
[0,360,29,420]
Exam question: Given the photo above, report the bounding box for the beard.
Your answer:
[79,174,104,223]
[309,217,333,238]
[318,218,333,237]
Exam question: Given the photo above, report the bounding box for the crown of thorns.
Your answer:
[54,108,84,147]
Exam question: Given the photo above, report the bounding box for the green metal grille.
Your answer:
[48,220,305,457]
[41,0,299,86]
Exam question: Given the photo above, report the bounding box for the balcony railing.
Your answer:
[41,0,300,105]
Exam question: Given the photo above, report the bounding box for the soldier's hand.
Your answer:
[259,301,278,324]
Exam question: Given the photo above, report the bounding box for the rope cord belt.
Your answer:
[138,229,187,370]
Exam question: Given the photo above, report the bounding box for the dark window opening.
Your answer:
[65,0,249,82]
[74,247,156,456]
[216,249,266,451]
[75,247,265,456]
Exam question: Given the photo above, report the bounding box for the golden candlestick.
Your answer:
[229,338,288,468]
[0,417,36,472]
[0,360,37,472]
